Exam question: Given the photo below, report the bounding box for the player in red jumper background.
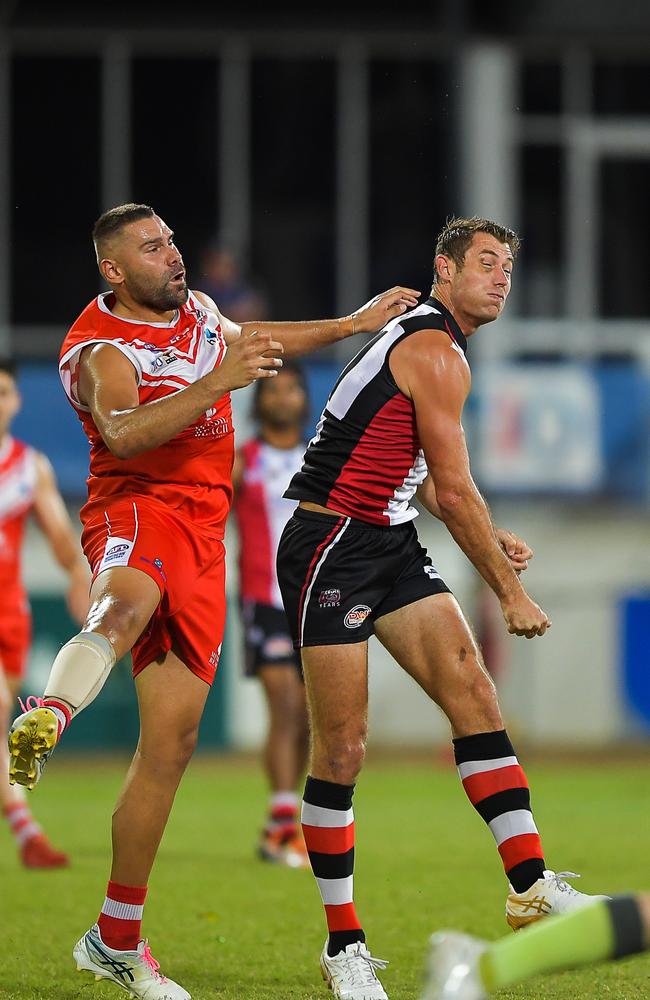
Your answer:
[233,361,310,867]
[0,357,88,868]
[7,203,420,1000]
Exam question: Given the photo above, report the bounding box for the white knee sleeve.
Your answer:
[44,631,117,715]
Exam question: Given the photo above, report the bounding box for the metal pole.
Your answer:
[101,35,131,211]
[459,41,519,332]
[566,127,597,318]
[219,40,251,257]
[0,36,10,350]
[336,39,369,323]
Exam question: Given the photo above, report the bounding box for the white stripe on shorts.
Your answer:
[301,801,354,828]
[488,809,539,847]
[100,898,145,921]
[299,517,350,645]
[457,755,519,780]
[316,875,354,906]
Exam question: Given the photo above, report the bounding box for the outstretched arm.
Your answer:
[77,330,283,460]
[198,286,421,358]
[32,453,89,624]
[391,329,549,637]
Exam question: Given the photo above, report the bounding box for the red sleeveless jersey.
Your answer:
[59,291,233,538]
[0,436,37,605]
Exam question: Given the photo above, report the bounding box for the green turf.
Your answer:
[1,755,648,999]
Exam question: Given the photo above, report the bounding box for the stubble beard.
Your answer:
[131,273,188,313]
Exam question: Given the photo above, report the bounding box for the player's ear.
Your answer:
[434,253,454,284]
[99,258,124,286]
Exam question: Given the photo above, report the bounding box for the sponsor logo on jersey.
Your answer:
[150,350,177,372]
[194,415,231,438]
[319,588,341,608]
[344,604,371,629]
[204,324,221,344]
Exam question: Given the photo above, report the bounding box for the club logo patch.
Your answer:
[106,543,129,557]
[319,588,341,608]
[100,536,134,571]
[344,604,371,629]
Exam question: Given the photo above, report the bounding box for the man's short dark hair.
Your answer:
[0,357,17,379]
[92,203,155,259]
[432,216,520,284]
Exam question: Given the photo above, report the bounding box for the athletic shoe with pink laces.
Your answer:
[73,924,190,999]
[8,696,59,790]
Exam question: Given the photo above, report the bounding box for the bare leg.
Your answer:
[375,594,547,896]
[110,650,209,886]
[259,663,309,792]
[85,566,162,660]
[374,593,502,736]
[302,642,369,784]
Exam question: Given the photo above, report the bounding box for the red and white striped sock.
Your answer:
[3,802,41,847]
[97,881,148,951]
[42,698,72,737]
[453,729,546,893]
[302,775,364,957]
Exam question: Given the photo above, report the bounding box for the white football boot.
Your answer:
[8,701,59,790]
[320,940,389,999]
[73,924,191,999]
[506,869,609,930]
[421,932,487,1000]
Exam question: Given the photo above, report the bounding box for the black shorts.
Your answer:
[241,600,302,676]
[277,508,451,649]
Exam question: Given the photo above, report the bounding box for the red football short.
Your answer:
[81,496,226,685]
[0,599,31,680]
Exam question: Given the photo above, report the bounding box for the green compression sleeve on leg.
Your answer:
[480,900,617,992]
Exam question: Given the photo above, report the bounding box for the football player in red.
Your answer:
[8,203,419,999]
[0,357,88,867]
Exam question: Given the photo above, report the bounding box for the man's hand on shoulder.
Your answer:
[345,286,421,335]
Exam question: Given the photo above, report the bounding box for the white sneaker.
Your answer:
[73,924,191,999]
[8,703,59,790]
[421,932,487,1000]
[506,869,609,930]
[320,940,389,999]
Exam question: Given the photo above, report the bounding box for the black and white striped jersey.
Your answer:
[284,297,467,526]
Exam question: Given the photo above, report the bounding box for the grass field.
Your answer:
[1,754,648,1000]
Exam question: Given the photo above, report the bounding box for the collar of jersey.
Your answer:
[97,292,181,328]
[425,297,468,355]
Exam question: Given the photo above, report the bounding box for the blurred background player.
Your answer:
[233,361,310,867]
[423,893,650,999]
[0,357,88,868]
